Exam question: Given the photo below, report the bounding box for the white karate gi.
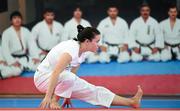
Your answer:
[62,18,91,41]
[1,26,38,71]
[129,16,164,62]
[0,46,22,79]
[160,18,180,61]
[34,40,115,107]
[31,20,64,60]
[97,17,130,63]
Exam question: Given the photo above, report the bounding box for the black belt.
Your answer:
[36,39,50,53]
[105,42,119,47]
[105,42,121,54]
[135,40,155,47]
[135,40,155,52]
[12,54,29,61]
[165,42,180,48]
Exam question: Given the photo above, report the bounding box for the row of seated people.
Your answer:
[0,3,180,79]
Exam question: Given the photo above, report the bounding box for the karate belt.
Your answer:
[165,42,180,59]
[135,40,155,50]
[105,42,120,55]
[105,42,119,47]
[36,39,50,53]
[12,54,29,61]
[165,42,180,48]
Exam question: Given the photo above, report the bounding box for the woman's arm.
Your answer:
[40,53,72,108]
[71,65,80,74]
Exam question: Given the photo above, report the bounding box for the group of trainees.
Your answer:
[88,4,180,63]
[0,3,180,79]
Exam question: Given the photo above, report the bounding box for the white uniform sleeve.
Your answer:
[24,28,38,58]
[2,31,16,65]
[97,21,104,46]
[159,21,165,40]
[0,46,4,61]
[129,21,139,48]
[154,22,164,49]
[122,21,130,45]
[57,23,64,42]
[30,25,41,58]
[86,21,92,27]
[62,23,69,41]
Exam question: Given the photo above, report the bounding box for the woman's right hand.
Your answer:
[39,96,51,109]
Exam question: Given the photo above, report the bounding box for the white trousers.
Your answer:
[99,44,130,63]
[161,46,180,61]
[0,64,22,78]
[131,46,161,62]
[34,70,115,108]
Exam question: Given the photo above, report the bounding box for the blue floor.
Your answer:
[22,61,180,77]
[0,98,180,108]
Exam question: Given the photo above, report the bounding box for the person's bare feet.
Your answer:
[131,85,143,108]
[50,101,61,110]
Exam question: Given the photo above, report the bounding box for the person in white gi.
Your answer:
[160,5,180,61]
[0,44,22,79]
[34,25,143,109]
[97,6,130,63]
[63,6,91,41]
[129,4,164,62]
[31,8,64,61]
[1,11,40,72]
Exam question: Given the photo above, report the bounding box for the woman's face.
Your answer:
[86,35,100,52]
[11,16,22,27]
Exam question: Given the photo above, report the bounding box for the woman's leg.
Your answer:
[111,85,143,108]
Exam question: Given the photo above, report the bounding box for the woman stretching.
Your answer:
[34,25,143,109]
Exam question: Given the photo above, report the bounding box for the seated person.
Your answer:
[62,6,91,41]
[129,3,164,62]
[1,11,40,71]
[30,8,64,61]
[92,5,130,63]
[160,4,180,61]
[0,45,21,79]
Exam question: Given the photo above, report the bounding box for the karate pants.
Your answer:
[34,70,115,108]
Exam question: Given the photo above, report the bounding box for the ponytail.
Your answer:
[75,25,100,42]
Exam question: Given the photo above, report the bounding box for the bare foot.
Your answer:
[50,101,61,110]
[131,85,143,108]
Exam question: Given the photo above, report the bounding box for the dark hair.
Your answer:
[139,3,151,10]
[74,4,82,11]
[10,11,22,21]
[108,4,118,10]
[169,4,178,11]
[106,0,119,10]
[73,25,100,42]
[43,8,55,15]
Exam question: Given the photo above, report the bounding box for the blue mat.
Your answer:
[21,61,180,77]
[0,98,180,108]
